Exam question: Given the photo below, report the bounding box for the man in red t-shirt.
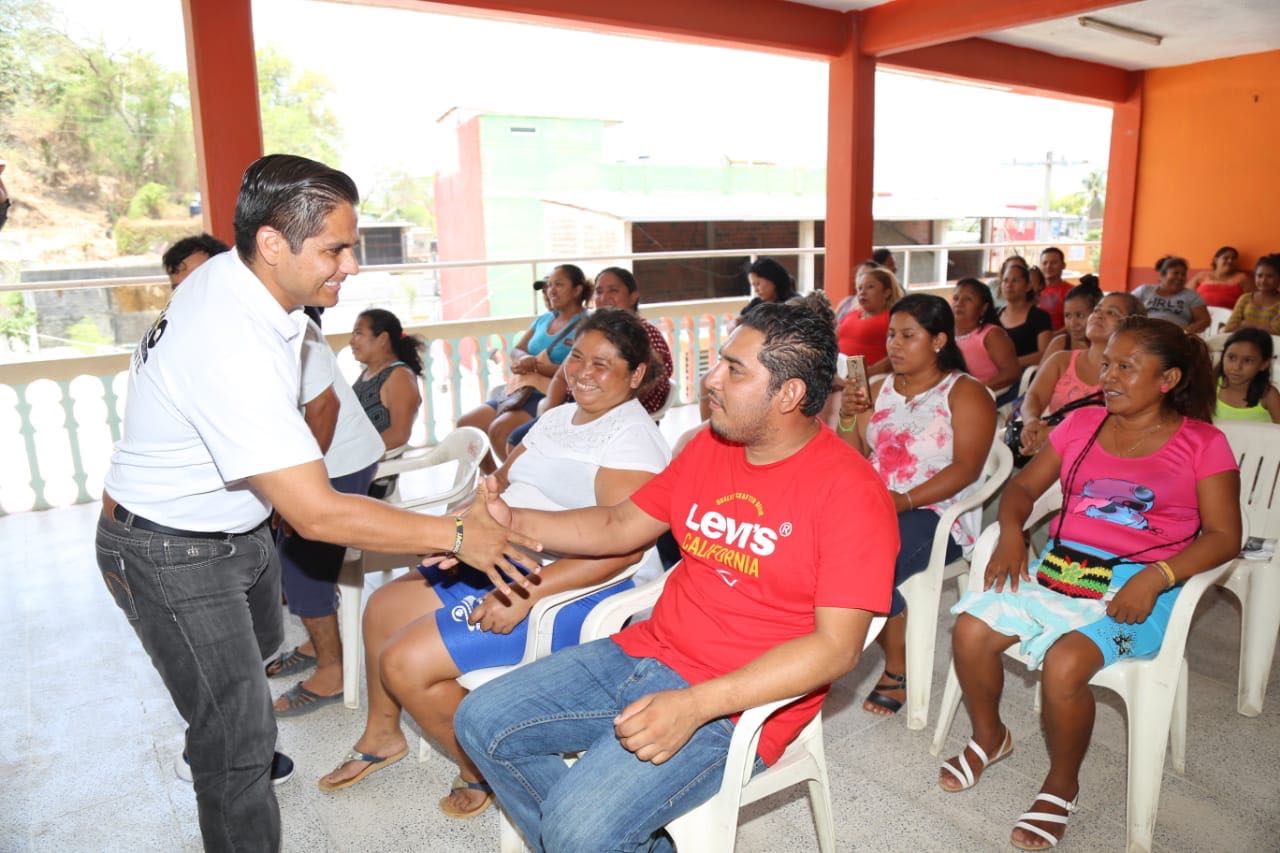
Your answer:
[456,301,897,852]
[1037,246,1072,330]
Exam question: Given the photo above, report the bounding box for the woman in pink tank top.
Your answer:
[1019,292,1145,455]
[952,278,1021,391]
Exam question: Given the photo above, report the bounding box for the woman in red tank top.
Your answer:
[1189,245,1252,309]
[837,266,901,376]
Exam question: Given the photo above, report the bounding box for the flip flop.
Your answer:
[275,682,343,717]
[265,646,316,679]
[439,773,494,819]
[317,746,410,792]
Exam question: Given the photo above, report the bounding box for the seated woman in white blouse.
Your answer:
[318,310,670,819]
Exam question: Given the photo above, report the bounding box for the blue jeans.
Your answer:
[892,509,962,617]
[95,509,282,853]
[455,638,764,853]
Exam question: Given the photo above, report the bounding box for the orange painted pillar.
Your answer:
[1099,71,1143,291]
[182,0,263,246]
[825,12,875,303]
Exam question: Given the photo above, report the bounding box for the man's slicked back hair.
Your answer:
[233,154,359,262]
[738,299,837,417]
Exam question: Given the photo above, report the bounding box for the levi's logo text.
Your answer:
[683,494,788,583]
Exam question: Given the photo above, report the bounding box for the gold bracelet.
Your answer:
[905,491,914,510]
[1153,560,1177,589]
[837,416,857,433]
[449,516,464,555]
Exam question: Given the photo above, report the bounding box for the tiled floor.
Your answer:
[3,408,1278,852]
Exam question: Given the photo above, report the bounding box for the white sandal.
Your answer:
[939,726,1013,792]
[1011,791,1078,850]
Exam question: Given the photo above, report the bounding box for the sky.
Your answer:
[46,0,1114,211]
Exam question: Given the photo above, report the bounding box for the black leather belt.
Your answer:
[110,503,249,541]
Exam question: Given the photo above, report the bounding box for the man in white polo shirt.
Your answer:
[96,154,534,853]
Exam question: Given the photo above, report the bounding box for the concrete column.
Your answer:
[182,0,264,245]
[825,11,875,304]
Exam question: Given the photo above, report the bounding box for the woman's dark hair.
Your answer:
[358,308,425,376]
[162,233,230,275]
[575,308,652,372]
[1212,245,1239,263]
[553,264,593,306]
[871,248,894,266]
[1113,316,1215,422]
[1077,273,1101,293]
[233,154,359,262]
[1156,255,1188,275]
[955,277,999,327]
[1064,283,1102,312]
[747,257,797,302]
[1256,254,1280,276]
[1000,255,1029,273]
[596,266,639,307]
[738,299,837,417]
[1002,261,1036,303]
[890,293,967,374]
[1217,327,1274,408]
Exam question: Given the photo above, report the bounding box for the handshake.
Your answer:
[426,476,541,600]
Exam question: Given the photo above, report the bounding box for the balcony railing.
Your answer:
[0,237,1098,514]
[0,297,746,515]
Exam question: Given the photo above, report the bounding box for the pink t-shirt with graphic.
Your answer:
[1048,407,1237,560]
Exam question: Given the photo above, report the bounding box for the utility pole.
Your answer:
[1006,151,1089,241]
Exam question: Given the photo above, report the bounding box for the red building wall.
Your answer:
[434,117,489,320]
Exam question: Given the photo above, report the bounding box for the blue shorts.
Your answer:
[485,389,544,419]
[419,563,635,674]
[1074,561,1180,668]
[954,540,1180,669]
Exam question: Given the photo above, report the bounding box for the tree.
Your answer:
[258,46,342,165]
[362,170,435,229]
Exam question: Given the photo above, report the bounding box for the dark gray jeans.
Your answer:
[95,510,282,853]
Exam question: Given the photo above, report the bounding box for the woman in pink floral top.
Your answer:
[838,294,996,715]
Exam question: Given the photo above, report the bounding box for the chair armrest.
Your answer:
[522,560,645,661]
[579,572,671,641]
[1151,556,1239,669]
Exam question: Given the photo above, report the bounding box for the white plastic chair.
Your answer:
[1216,421,1280,717]
[1205,305,1232,335]
[1017,364,1038,397]
[420,555,652,763]
[337,426,490,709]
[649,378,679,424]
[930,486,1238,853]
[898,441,1014,730]
[496,570,886,853]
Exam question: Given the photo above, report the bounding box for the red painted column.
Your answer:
[182,0,264,245]
[825,12,875,302]
[1099,71,1143,291]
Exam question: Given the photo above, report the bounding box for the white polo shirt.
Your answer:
[105,251,322,533]
[299,318,384,479]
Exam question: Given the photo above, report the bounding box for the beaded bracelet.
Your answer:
[837,416,857,433]
[449,516,464,555]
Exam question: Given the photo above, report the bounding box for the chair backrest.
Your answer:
[1018,364,1038,396]
[379,426,490,511]
[1217,421,1280,543]
[1206,305,1233,335]
[650,378,679,424]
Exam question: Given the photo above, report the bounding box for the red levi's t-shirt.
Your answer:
[615,425,898,765]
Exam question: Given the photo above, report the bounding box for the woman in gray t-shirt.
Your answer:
[1131,256,1211,334]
